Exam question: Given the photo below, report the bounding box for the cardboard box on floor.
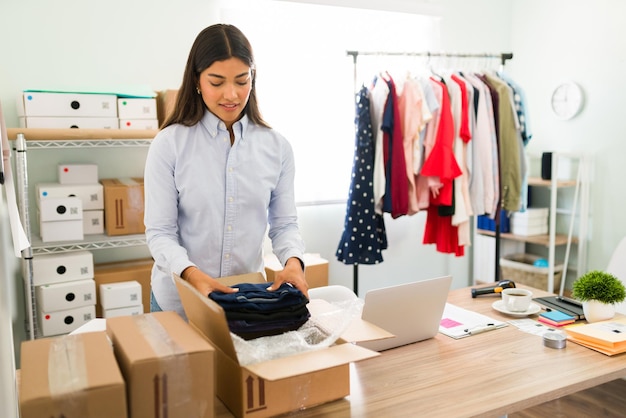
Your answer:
[94,258,153,317]
[106,312,215,418]
[264,253,329,289]
[19,332,127,418]
[174,273,390,418]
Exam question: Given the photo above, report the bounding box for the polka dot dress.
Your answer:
[336,86,387,265]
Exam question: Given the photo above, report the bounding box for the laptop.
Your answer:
[357,275,452,351]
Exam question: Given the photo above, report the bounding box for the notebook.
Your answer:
[357,275,453,351]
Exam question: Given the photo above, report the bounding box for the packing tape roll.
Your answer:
[543,331,567,349]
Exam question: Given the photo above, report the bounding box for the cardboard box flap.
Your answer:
[174,275,238,361]
[216,272,266,287]
[245,342,379,381]
[307,298,395,343]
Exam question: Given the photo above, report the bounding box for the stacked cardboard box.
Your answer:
[100,177,145,236]
[32,251,97,337]
[117,97,159,130]
[93,258,153,317]
[100,280,143,318]
[17,91,119,129]
[37,166,105,241]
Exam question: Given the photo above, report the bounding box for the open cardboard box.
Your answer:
[174,273,391,417]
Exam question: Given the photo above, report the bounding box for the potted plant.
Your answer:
[572,270,626,322]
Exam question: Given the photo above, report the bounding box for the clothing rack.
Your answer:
[345,49,514,295]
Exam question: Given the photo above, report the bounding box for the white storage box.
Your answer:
[83,209,104,235]
[58,163,99,184]
[103,304,143,318]
[38,197,83,222]
[37,182,104,210]
[511,208,549,221]
[511,223,548,236]
[99,281,142,310]
[32,251,94,286]
[117,98,157,119]
[39,219,84,243]
[36,279,96,312]
[38,304,96,337]
[511,208,548,236]
[17,91,117,117]
[119,118,159,130]
[19,116,119,129]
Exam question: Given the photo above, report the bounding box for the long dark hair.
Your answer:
[161,24,269,129]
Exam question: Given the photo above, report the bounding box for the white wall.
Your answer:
[3,0,622,363]
[509,0,626,276]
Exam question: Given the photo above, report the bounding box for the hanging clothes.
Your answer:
[343,52,530,259]
[336,85,387,265]
[381,74,409,218]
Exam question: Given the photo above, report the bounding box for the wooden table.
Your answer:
[215,284,626,417]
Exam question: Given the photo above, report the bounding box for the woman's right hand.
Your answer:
[182,266,238,296]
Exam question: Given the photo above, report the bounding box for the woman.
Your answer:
[144,24,307,318]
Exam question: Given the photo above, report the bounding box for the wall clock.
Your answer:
[550,81,584,120]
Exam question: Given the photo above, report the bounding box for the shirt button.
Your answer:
[224,254,230,259]
[228,197,234,203]
[228,167,233,172]
[227,225,232,231]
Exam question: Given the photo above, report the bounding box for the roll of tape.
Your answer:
[543,331,567,349]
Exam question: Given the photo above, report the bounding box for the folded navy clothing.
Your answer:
[209,282,308,312]
[224,302,309,321]
[227,311,311,340]
[209,282,311,340]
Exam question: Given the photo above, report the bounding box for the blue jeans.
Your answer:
[150,291,163,312]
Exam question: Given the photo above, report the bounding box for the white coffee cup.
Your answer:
[501,288,533,312]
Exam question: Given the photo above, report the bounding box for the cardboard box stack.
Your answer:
[156,89,178,126]
[94,258,153,317]
[17,91,119,129]
[117,97,159,130]
[16,90,158,130]
[37,163,104,240]
[19,332,128,418]
[100,177,145,236]
[100,280,143,318]
[510,207,549,236]
[32,251,97,337]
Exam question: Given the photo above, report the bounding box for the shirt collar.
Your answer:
[201,110,248,141]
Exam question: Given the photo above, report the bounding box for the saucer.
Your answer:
[492,300,541,317]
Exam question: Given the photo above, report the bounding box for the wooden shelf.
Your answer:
[477,229,578,247]
[527,176,577,188]
[7,127,157,141]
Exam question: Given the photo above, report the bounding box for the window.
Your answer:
[221,1,440,204]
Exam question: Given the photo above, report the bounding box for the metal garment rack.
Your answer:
[346,50,513,295]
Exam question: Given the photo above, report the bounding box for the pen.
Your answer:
[464,323,497,335]
[556,296,583,307]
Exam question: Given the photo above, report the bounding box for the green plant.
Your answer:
[572,270,626,304]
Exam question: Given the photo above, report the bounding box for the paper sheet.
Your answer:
[1,102,30,257]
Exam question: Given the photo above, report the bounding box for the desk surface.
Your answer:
[215,284,626,418]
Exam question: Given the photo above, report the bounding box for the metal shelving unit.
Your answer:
[9,128,154,339]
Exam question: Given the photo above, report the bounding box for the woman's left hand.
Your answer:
[267,257,309,299]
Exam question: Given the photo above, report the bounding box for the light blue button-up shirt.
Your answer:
[144,110,305,317]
